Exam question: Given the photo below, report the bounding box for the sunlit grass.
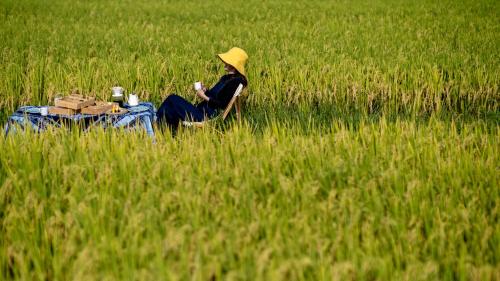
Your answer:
[0,0,499,280]
[1,120,498,280]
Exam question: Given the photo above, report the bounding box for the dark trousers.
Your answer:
[156,94,215,129]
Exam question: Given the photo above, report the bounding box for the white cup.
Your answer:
[112,86,124,96]
[194,81,202,91]
[40,107,48,116]
[128,94,139,106]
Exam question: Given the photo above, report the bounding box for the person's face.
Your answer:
[224,63,236,73]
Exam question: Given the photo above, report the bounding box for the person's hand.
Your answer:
[196,89,209,101]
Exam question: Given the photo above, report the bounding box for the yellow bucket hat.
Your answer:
[218,47,248,76]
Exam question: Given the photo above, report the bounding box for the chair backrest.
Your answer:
[222,83,245,121]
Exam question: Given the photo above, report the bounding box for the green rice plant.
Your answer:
[0,0,499,280]
[1,0,499,118]
[1,119,499,280]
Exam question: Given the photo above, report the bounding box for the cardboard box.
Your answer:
[48,106,79,115]
[81,102,115,115]
[55,94,95,110]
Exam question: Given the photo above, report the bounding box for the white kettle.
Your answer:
[128,93,139,106]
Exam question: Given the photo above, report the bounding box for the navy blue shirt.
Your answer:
[197,73,247,112]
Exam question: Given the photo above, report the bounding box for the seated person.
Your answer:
[156,47,248,130]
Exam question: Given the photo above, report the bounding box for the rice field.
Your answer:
[0,0,499,280]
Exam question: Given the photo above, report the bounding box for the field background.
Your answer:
[0,0,499,280]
